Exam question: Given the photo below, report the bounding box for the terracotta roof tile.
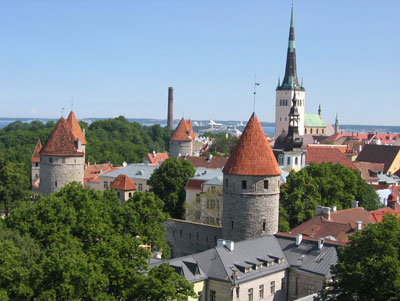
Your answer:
[306,147,360,171]
[187,119,195,140]
[307,144,347,153]
[145,153,169,165]
[67,111,87,144]
[185,179,204,190]
[40,117,84,157]
[223,113,281,176]
[31,139,42,163]
[110,174,137,191]
[170,118,193,141]
[180,155,228,169]
[84,163,113,180]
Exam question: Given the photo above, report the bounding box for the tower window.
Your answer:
[117,192,120,198]
[225,178,228,187]
[287,157,291,165]
[263,220,266,231]
[231,220,234,230]
[54,181,57,187]
[242,180,247,189]
[264,180,269,189]
[35,162,38,167]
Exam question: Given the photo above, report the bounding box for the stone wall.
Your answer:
[39,155,84,195]
[169,140,193,158]
[31,162,40,186]
[287,267,325,301]
[165,219,222,258]
[222,174,280,242]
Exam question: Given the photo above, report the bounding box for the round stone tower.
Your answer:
[222,113,281,242]
[169,117,194,158]
[39,116,85,195]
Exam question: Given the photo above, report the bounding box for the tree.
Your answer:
[280,162,380,229]
[148,158,195,219]
[318,214,400,301]
[0,161,31,216]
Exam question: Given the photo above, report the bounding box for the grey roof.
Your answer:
[149,255,208,283]
[276,235,338,278]
[203,176,223,186]
[100,163,157,180]
[193,235,289,284]
[192,167,223,181]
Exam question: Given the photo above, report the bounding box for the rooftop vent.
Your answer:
[296,234,302,246]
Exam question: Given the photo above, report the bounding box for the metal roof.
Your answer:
[304,114,326,128]
[99,163,157,180]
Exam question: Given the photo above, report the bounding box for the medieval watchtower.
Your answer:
[39,113,85,195]
[222,113,281,242]
[275,6,305,138]
[169,117,194,158]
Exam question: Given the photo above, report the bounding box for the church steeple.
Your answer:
[284,90,303,151]
[277,6,304,91]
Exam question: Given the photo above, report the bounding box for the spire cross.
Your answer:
[253,75,260,112]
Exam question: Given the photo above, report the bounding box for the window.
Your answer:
[242,180,247,189]
[197,291,202,301]
[322,129,325,134]
[287,157,290,165]
[117,192,120,197]
[264,180,269,189]
[49,157,53,163]
[35,162,38,167]
[225,178,228,187]
[295,157,298,165]
[129,192,132,197]
[196,194,201,203]
[231,220,234,230]
[180,229,182,237]
[316,129,319,134]
[210,290,216,301]
[259,285,264,299]
[54,181,57,187]
[278,154,284,165]
[310,128,313,134]
[262,220,266,232]
[211,186,216,192]
[270,281,275,294]
[248,288,253,301]
[138,183,143,191]
[104,181,108,189]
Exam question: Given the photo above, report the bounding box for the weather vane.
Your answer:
[61,107,65,117]
[253,75,260,112]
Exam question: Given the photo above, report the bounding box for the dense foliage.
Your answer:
[0,117,171,187]
[318,214,400,300]
[279,162,380,230]
[148,158,195,219]
[201,132,238,156]
[0,183,195,300]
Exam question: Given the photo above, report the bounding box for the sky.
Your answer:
[0,1,399,125]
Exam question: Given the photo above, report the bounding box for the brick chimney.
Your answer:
[167,87,173,130]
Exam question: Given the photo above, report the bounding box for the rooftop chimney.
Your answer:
[225,240,234,251]
[217,239,226,247]
[318,238,324,250]
[355,221,362,231]
[167,87,173,130]
[296,234,303,246]
[351,200,359,208]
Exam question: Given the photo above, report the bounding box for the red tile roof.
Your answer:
[31,139,42,163]
[323,132,400,144]
[307,144,347,153]
[223,113,281,176]
[185,179,204,190]
[145,152,169,165]
[306,147,360,171]
[40,117,84,157]
[110,174,137,191]
[187,119,196,140]
[170,118,193,141]
[84,163,113,180]
[67,111,87,145]
[180,155,228,169]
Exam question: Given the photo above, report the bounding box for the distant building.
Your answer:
[355,144,400,175]
[35,111,86,195]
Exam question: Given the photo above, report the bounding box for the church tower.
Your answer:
[222,113,281,242]
[283,90,304,171]
[275,6,305,138]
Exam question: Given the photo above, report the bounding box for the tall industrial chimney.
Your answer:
[167,87,173,130]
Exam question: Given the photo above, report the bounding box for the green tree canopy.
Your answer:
[318,214,400,301]
[148,157,195,219]
[279,162,380,230]
[1,183,194,300]
[202,132,238,156]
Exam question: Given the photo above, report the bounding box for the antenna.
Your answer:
[61,107,65,117]
[253,75,260,112]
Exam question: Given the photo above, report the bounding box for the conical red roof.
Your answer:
[187,119,195,140]
[110,174,137,191]
[170,118,193,141]
[31,139,42,163]
[223,113,281,176]
[67,111,87,144]
[40,117,84,157]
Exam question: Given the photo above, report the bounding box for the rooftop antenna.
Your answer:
[253,75,260,112]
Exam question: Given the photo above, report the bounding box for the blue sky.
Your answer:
[0,1,399,125]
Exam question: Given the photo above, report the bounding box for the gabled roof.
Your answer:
[180,155,228,169]
[110,174,137,191]
[306,147,360,171]
[353,161,384,183]
[170,118,193,141]
[31,139,42,163]
[185,179,204,190]
[223,113,281,176]
[40,117,84,157]
[356,144,400,173]
[145,152,169,165]
[304,114,326,128]
[67,111,87,144]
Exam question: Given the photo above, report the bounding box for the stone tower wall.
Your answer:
[39,155,84,195]
[169,140,193,158]
[222,174,280,241]
[275,90,305,137]
[31,162,40,185]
